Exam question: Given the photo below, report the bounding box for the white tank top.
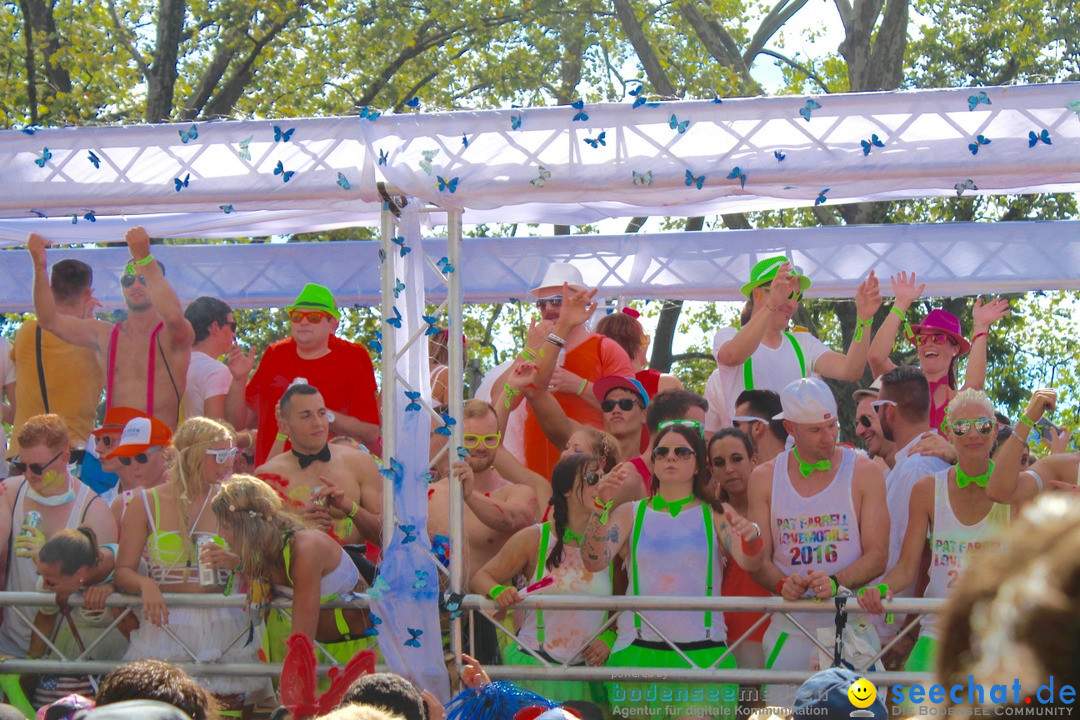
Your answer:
[627,499,726,644]
[921,469,1008,639]
[770,448,862,630]
[516,522,612,663]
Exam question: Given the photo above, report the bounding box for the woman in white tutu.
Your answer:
[114,416,271,710]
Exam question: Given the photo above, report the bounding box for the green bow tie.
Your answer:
[562,527,583,545]
[651,493,695,518]
[792,447,831,477]
[956,461,994,489]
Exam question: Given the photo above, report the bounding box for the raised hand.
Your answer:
[506,360,538,393]
[889,270,925,311]
[558,282,599,328]
[971,296,1011,329]
[124,226,152,262]
[721,502,760,541]
[227,345,257,381]
[27,232,50,268]
[1023,389,1058,425]
[525,317,554,352]
[767,263,799,305]
[855,270,883,319]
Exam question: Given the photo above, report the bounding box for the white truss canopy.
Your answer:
[0,220,1076,311]
[1,82,1078,242]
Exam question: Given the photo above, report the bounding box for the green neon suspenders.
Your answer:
[743,331,807,391]
[630,501,715,638]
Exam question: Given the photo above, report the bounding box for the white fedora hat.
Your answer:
[530,262,586,297]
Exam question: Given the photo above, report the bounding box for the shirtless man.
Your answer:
[254,384,381,545]
[987,388,1079,505]
[0,414,117,656]
[29,229,194,430]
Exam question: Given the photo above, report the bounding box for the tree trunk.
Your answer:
[145,0,188,122]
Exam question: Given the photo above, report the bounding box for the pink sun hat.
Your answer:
[909,309,971,355]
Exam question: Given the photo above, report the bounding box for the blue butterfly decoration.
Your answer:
[712,96,724,104]
[412,570,429,589]
[70,214,79,224]
[273,160,294,183]
[363,613,382,637]
[178,125,198,143]
[437,176,459,193]
[632,95,647,109]
[378,149,388,166]
[954,179,977,197]
[367,330,383,354]
[685,169,705,190]
[87,151,101,169]
[336,172,351,190]
[726,167,747,189]
[632,170,652,187]
[173,173,190,192]
[510,114,522,130]
[391,236,409,256]
[456,446,470,459]
[83,211,96,223]
[419,149,439,175]
[422,314,441,336]
[437,256,455,274]
[442,592,464,620]
[237,136,252,161]
[434,413,456,437]
[571,99,588,122]
[393,279,405,299]
[583,132,606,148]
[377,248,387,263]
[461,133,469,148]
[28,209,47,218]
[669,114,689,133]
[861,134,885,156]
[34,148,52,168]
[628,85,642,96]
[405,96,420,108]
[405,391,422,412]
[359,107,380,121]
[1028,129,1052,147]
[220,204,234,214]
[387,306,403,328]
[814,188,830,206]
[405,628,423,648]
[18,125,42,135]
[968,135,991,155]
[967,91,991,111]
[799,99,822,121]
[774,150,786,162]
[400,524,417,544]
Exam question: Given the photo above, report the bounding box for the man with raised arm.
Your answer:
[987,388,1078,504]
[747,377,889,707]
[10,257,103,459]
[28,229,194,430]
[712,257,881,427]
[226,283,380,465]
[254,384,382,546]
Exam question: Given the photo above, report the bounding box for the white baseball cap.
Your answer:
[529,262,586,297]
[775,377,838,424]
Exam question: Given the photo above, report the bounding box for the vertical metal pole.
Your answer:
[380,209,396,548]
[447,210,465,667]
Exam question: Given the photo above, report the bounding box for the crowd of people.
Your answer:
[0,228,1077,720]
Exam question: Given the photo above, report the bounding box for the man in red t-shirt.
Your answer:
[225,284,380,464]
[519,263,634,479]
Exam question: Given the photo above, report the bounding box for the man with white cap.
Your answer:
[106,415,173,525]
[712,256,881,427]
[226,283,380,465]
[519,263,633,479]
[0,414,117,656]
[747,377,888,706]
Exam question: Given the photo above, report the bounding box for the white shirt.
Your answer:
[711,326,828,427]
[184,350,231,418]
[476,359,526,464]
[0,337,15,477]
[703,369,727,434]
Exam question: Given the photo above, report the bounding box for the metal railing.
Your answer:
[0,591,939,686]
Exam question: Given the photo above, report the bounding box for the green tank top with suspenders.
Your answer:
[629,501,716,640]
[742,331,807,391]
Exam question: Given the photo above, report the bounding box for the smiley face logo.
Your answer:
[847,677,877,709]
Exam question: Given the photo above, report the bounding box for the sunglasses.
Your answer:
[223,321,237,332]
[463,433,502,450]
[120,274,147,288]
[856,414,874,429]
[640,334,651,348]
[950,417,995,437]
[536,295,563,309]
[912,333,954,346]
[206,447,239,464]
[118,446,163,466]
[10,450,66,476]
[658,418,705,437]
[289,310,333,324]
[601,398,641,413]
[584,470,600,486]
[653,446,695,459]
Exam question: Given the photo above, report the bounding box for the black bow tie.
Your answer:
[292,444,331,469]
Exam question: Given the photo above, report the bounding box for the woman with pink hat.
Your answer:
[869,272,1010,432]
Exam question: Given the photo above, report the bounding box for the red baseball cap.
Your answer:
[90,407,148,437]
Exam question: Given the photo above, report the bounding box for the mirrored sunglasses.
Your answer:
[652,446,695,459]
[289,310,332,324]
[120,273,148,288]
[912,333,953,346]
[536,295,563,308]
[950,417,995,436]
